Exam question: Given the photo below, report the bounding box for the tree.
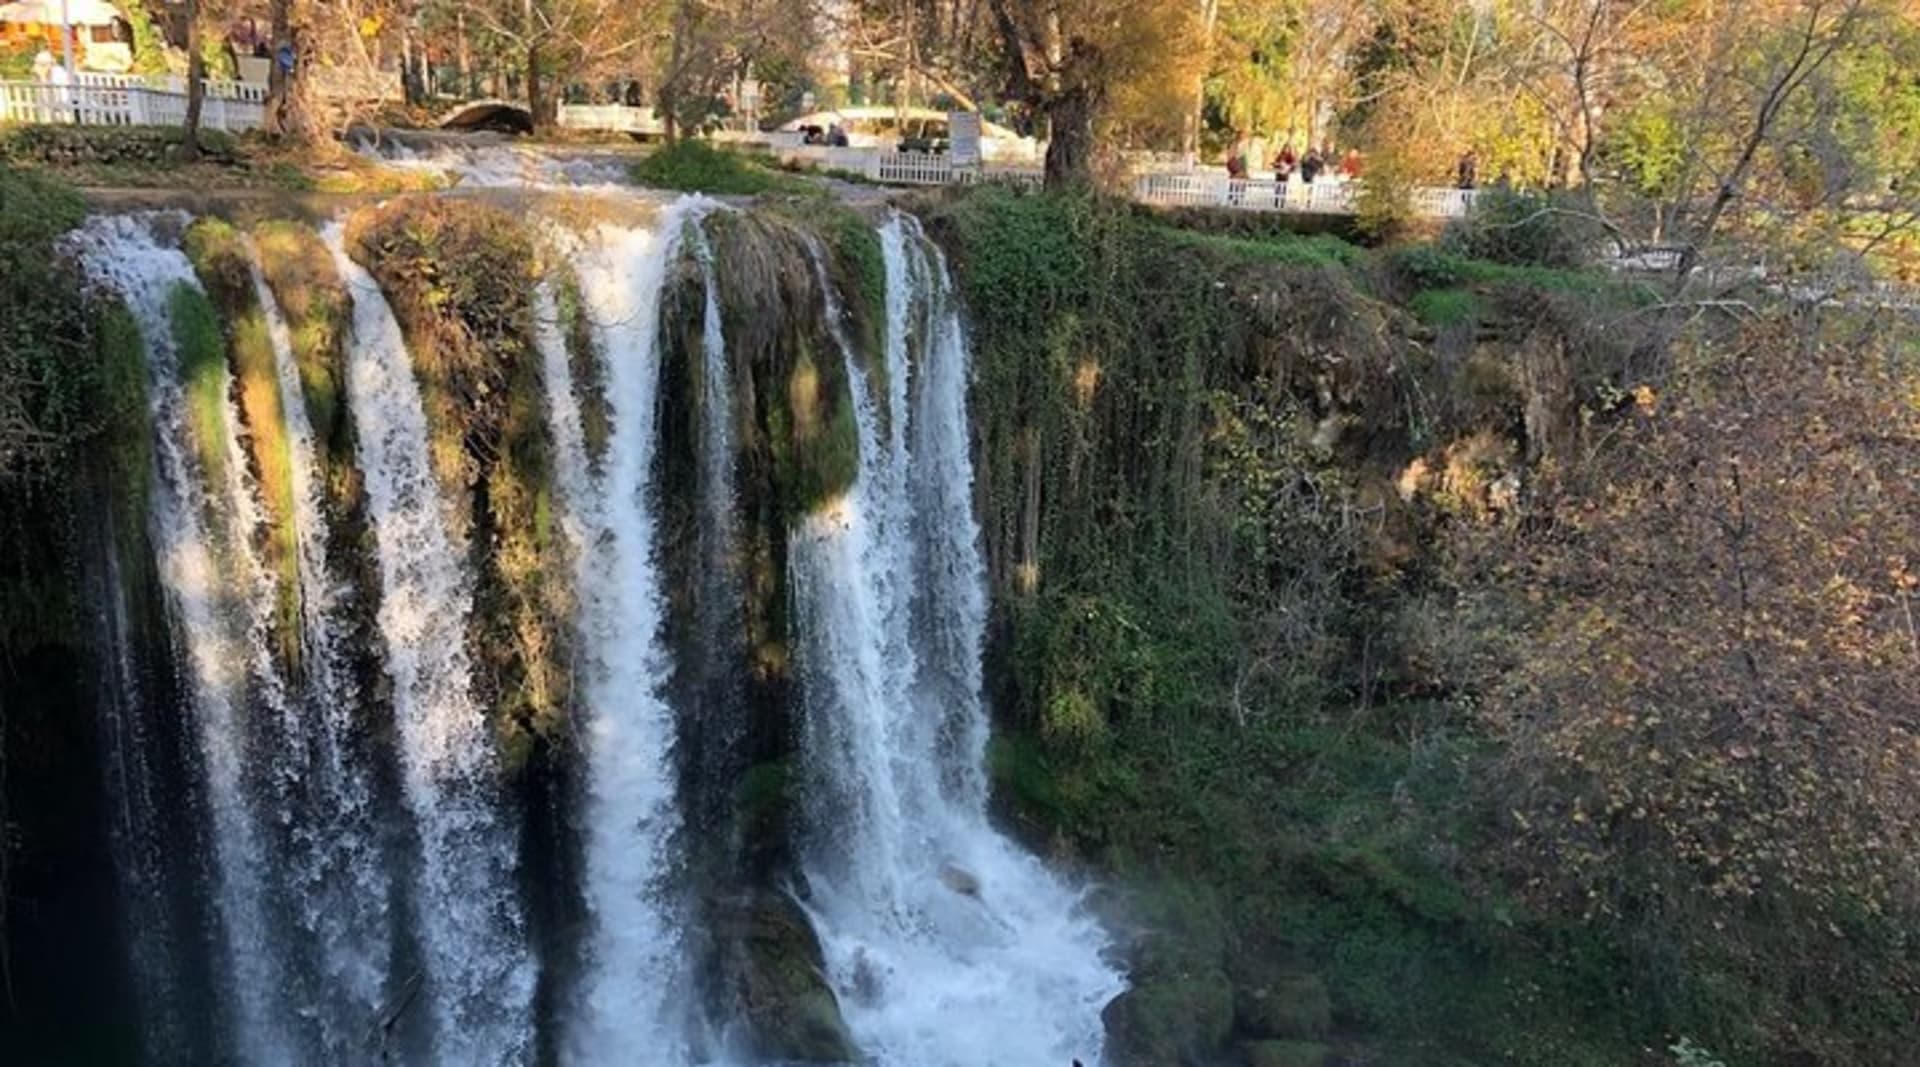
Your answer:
[987,0,1201,186]
[265,0,325,144]
[183,0,207,157]
[1487,310,1920,1003]
[655,0,817,142]
[439,0,673,129]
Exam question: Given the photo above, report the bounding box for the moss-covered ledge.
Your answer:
[344,197,573,769]
[183,218,302,673]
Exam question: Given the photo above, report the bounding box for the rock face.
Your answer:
[1101,973,1235,1066]
[716,892,859,1063]
[1234,974,1332,1041]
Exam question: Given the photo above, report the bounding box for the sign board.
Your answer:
[949,111,982,167]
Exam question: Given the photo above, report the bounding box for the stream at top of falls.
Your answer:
[62,197,1122,1065]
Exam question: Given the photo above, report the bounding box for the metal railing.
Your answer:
[0,77,265,132]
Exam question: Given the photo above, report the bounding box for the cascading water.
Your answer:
[247,243,395,1055]
[326,226,536,1065]
[793,214,1125,1066]
[543,202,709,1063]
[71,215,298,1063]
[60,199,1122,1067]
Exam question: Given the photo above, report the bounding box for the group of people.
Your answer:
[799,121,851,147]
[1224,132,1488,193]
[1226,134,1362,185]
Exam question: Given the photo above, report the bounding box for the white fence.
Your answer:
[556,102,662,136]
[0,76,265,132]
[1133,171,1478,219]
[769,143,1042,188]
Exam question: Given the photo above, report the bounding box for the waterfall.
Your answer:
[326,227,536,1065]
[546,202,710,1062]
[59,202,1122,1067]
[248,243,395,1055]
[793,214,1125,1066]
[70,215,298,1063]
[86,457,199,1062]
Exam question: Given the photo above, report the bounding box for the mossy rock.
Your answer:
[1102,970,1235,1067]
[716,891,859,1063]
[183,217,301,674]
[1235,974,1331,1041]
[1240,1039,1331,1067]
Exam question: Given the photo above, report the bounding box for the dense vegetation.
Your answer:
[931,186,1919,1066]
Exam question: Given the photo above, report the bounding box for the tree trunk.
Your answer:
[182,0,205,157]
[1043,88,1097,188]
[265,0,322,145]
[456,12,474,98]
[527,42,552,130]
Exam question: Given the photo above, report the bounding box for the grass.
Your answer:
[632,139,813,196]
[1408,287,1482,327]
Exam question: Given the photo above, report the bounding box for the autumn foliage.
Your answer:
[1476,310,1920,1045]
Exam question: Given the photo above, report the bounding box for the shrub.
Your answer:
[632,139,808,196]
[1441,187,1597,269]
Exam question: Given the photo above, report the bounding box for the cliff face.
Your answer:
[3,180,1913,1067]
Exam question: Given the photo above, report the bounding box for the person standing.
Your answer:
[1272,140,1297,182]
[1300,145,1324,184]
[1339,148,1363,179]
[1457,149,1479,190]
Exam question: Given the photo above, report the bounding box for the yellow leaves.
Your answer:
[358,15,382,38]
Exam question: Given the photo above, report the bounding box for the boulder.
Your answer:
[1234,974,1331,1040]
[717,892,859,1063]
[1241,1039,1331,1067]
[938,862,981,897]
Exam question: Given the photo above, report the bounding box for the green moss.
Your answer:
[252,221,349,453]
[348,198,572,765]
[632,140,811,196]
[184,218,301,672]
[167,282,230,491]
[1408,287,1481,328]
[1242,1040,1332,1067]
[95,302,153,569]
[550,265,611,469]
[1161,226,1364,268]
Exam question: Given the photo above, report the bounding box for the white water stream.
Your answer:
[327,226,536,1065]
[793,215,1124,1067]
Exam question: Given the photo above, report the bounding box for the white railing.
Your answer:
[72,72,267,102]
[556,102,662,136]
[0,78,264,132]
[1133,171,1478,219]
[875,151,955,185]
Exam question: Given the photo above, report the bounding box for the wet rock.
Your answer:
[938,862,981,897]
[716,891,860,1064]
[1234,973,1331,1040]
